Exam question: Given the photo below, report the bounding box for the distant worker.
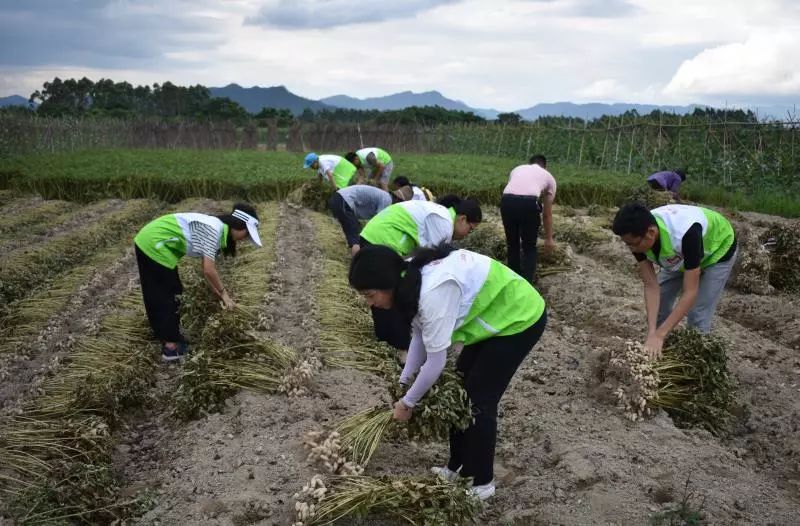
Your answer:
[392,176,434,202]
[500,154,557,284]
[646,169,686,201]
[134,204,262,361]
[303,153,358,190]
[612,202,737,359]
[328,184,413,256]
[345,147,393,191]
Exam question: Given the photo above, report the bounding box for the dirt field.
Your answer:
[0,197,798,525]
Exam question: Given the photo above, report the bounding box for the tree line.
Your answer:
[8,76,763,127]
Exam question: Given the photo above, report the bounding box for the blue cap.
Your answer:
[303,152,319,169]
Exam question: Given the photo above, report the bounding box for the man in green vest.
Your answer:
[612,202,737,359]
[303,152,357,190]
[345,147,393,191]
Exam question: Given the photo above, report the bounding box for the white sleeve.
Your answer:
[399,327,426,385]
[418,280,462,353]
[422,213,454,247]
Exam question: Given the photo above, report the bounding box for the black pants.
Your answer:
[135,244,185,343]
[500,194,542,283]
[328,192,362,247]
[448,310,547,485]
[358,235,412,350]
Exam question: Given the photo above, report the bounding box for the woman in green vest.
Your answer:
[612,202,737,359]
[134,203,262,361]
[349,244,547,501]
[358,195,482,363]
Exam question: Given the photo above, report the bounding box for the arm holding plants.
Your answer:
[638,260,660,338]
[646,268,699,358]
[395,351,447,421]
[394,282,461,421]
[326,170,339,190]
[202,256,235,309]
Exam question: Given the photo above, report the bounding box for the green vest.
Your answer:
[358,147,392,167]
[360,203,456,257]
[421,251,545,346]
[645,205,735,272]
[134,213,228,269]
[332,158,357,188]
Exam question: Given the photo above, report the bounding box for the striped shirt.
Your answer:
[189,221,222,260]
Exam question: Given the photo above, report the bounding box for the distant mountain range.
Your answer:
[0,95,30,108]
[516,102,703,120]
[321,91,500,120]
[5,84,791,120]
[208,84,331,115]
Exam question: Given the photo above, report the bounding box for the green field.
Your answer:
[1,149,798,216]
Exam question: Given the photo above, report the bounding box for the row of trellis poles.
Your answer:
[2,112,797,189]
[287,116,800,189]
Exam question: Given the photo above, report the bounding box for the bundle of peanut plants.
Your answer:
[292,474,482,526]
[730,224,773,295]
[606,329,735,435]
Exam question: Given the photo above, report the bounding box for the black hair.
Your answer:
[216,202,258,257]
[344,151,359,165]
[436,194,482,223]
[529,154,547,168]
[676,169,687,181]
[349,243,457,323]
[393,176,412,187]
[612,202,657,238]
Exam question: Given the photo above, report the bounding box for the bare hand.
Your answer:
[350,244,361,256]
[392,400,413,422]
[544,238,556,253]
[221,291,237,310]
[644,334,664,360]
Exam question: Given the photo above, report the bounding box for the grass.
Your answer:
[1,149,798,216]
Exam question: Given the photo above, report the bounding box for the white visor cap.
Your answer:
[232,208,262,247]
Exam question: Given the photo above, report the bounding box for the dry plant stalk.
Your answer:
[333,408,394,467]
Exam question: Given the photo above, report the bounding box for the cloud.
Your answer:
[245,0,461,29]
[569,0,638,18]
[0,1,225,68]
[574,79,628,100]
[664,31,800,97]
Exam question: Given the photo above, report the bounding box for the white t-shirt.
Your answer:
[317,154,342,181]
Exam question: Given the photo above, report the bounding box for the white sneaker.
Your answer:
[469,480,496,501]
[430,466,459,482]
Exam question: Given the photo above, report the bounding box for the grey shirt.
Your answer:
[337,185,392,220]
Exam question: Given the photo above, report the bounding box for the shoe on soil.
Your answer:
[469,480,496,501]
[162,342,189,362]
[431,465,459,482]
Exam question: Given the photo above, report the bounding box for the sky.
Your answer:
[0,0,798,114]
